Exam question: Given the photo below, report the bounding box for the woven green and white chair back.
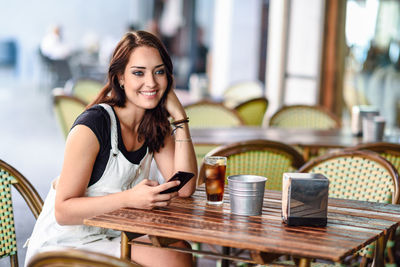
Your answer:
[184,100,244,128]
[0,159,43,267]
[299,150,400,260]
[351,142,400,173]
[234,97,268,126]
[194,144,219,169]
[71,79,103,104]
[199,140,305,190]
[223,80,264,109]
[349,142,400,265]
[1,169,18,263]
[53,94,87,139]
[268,105,341,129]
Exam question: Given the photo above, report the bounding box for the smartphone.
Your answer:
[160,171,195,194]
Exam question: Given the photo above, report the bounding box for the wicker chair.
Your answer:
[222,80,264,109]
[350,142,400,172]
[198,139,305,190]
[52,91,87,139]
[69,78,103,105]
[27,248,140,267]
[193,143,219,170]
[298,150,400,266]
[267,104,341,129]
[234,97,268,126]
[184,100,244,128]
[348,142,400,265]
[0,159,43,267]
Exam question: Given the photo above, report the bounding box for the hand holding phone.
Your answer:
[160,171,195,194]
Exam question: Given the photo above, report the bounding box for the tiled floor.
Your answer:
[0,73,218,267]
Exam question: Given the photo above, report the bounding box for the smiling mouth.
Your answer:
[140,91,157,96]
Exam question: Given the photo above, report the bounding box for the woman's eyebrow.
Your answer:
[130,64,164,69]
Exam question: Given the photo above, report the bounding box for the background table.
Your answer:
[84,187,400,266]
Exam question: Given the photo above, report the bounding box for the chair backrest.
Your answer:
[184,100,244,128]
[27,248,140,267]
[193,143,219,169]
[52,92,87,139]
[198,139,305,190]
[268,105,341,129]
[70,78,103,104]
[298,150,399,204]
[298,150,400,262]
[223,80,264,109]
[350,142,400,173]
[234,97,268,126]
[0,159,43,267]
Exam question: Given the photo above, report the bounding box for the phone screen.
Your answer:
[160,171,195,194]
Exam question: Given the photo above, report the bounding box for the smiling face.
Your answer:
[119,46,168,110]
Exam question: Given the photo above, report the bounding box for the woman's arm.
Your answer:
[154,90,198,197]
[55,125,180,225]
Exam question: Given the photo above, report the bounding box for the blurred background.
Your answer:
[0,0,399,265]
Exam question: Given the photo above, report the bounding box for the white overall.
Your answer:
[25,104,163,265]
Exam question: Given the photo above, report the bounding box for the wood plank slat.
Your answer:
[84,188,400,263]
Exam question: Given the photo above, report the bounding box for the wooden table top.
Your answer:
[190,126,399,148]
[84,186,400,264]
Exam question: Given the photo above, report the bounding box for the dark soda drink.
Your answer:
[204,157,227,204]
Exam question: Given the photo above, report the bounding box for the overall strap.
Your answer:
[99,104,119,156]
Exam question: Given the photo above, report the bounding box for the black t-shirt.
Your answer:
[72,105,147,186]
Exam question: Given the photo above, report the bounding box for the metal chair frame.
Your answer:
[0,159,43,267]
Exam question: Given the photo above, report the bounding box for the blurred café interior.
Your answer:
[1,0,400,266]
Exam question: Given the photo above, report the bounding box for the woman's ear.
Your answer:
[117,75,124,88]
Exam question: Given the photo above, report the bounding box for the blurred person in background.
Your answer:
[25,31,197,267]
[40,25,71,60]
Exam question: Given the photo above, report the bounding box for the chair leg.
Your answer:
[386,228,397,265]
[10,254,18,267]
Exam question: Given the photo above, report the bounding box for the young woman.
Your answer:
[25,31,197,267]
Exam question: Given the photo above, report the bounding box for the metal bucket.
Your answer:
[228,175,267,216]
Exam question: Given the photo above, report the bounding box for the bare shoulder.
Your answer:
[66,124,100,155]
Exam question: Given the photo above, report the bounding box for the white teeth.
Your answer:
[141,91,156,96]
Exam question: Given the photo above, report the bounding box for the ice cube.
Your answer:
[206,179,223,194]
[205,166,219,179]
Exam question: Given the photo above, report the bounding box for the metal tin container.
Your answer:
[351,105,379,136]
[228,175,267,216]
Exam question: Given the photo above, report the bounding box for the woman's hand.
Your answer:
[124,179,180,209]
[165,89,186,120]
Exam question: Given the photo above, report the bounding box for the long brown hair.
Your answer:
[89,31,173,153]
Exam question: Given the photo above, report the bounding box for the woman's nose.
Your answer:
[145,73,156,88]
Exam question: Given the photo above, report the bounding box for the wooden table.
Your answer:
[191,127,400,160]
[191,127,360,147]
[84,186,400,267]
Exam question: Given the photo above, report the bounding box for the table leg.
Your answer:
[298,258,311,267]
[221,246,230,267]
[372,234,388,267]
[121,232,131,260]
[302,146,310,162]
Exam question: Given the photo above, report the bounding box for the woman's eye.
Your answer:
[132,71,143,76]
[155,69,165,75]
